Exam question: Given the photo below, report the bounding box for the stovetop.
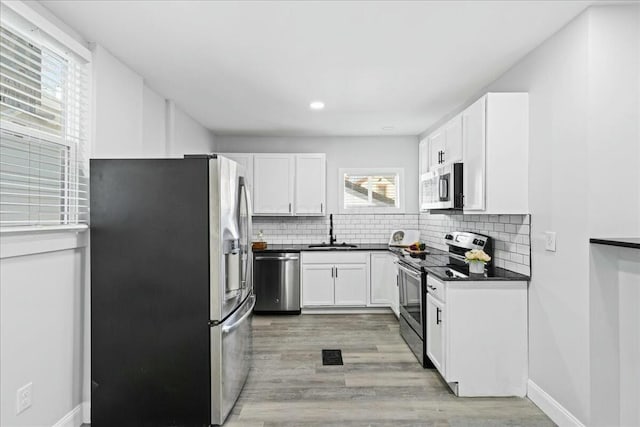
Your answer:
[394,247,452,270]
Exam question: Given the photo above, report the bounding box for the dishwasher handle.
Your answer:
[254,255,299,261]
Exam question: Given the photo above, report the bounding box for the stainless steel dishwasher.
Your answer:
[253,252,301,314]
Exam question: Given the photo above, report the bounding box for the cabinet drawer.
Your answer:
[302,251,368,265]
[426,275,446,302]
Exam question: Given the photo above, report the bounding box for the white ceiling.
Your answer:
[42,0,593,136]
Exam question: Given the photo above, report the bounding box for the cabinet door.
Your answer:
[294,154,326,216]
[221,153,253,203]
[419,137,429,176]
[334,263,367,306]
[391,258,400,317]
[462,96,486,211]
[301,264,335,306]
[426,293,446,377]
[369,253,392,306]
[253,154,294,215]
[429,131,445,170]
[444,115,463,164]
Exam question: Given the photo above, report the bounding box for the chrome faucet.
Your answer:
[329,213,337,245]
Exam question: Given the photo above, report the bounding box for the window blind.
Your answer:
[0,22,89,227]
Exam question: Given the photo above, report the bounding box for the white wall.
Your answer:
[92,44,144,157]
[417,5,639,425]
[170,104,216,157]
[92,45,215,158]
[142,83,167,157]
[0,4,216,427]
[215,135,419,213]
[1,231,88,427]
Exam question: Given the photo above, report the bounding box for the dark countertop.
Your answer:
[253,243,391,253]
[253,242,529,282]
[424,265,530,282]
[590,238,640,250]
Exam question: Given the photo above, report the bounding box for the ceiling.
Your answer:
[42,0,593,136]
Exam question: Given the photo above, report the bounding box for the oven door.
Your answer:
[398,262,424,338]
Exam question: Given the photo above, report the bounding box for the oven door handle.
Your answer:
[398,264,422,281]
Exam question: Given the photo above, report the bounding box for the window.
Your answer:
[0,18,89,228]
[339,168,404,213]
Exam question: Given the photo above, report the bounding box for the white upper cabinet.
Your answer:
[294,154,326,216]
[443,115,463,165]
[253,154,295,215]
[419,137,429,177]
[428,130,445,170]
[230,152,326,216]
[463,93,529,214]
[462,97,486,211]
[420,92,529,214]
[425,114,463,171]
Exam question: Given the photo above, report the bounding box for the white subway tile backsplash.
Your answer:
[420,212,531,276]
[254,211,532,276]
[252,213,420,245]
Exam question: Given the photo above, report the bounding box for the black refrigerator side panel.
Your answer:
[90,159,211,427]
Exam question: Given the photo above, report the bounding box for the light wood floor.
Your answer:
[225,313,555,427]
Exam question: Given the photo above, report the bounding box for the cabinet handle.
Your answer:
[321,202,323,213]
[436,307,441,325]
[289,202,292,213]
[335,267,338,278]
[331,267,334,278]
[441,151,445,163]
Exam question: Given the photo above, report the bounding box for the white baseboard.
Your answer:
[52,404,83,427]
[527,380,585,427]
[81,401,90,424]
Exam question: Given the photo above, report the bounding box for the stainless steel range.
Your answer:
[397,232,493,368]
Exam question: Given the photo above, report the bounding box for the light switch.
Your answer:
[545,231,557,252]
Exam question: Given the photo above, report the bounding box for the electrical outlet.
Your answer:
[16,382,32,415]
[545,231,557,252]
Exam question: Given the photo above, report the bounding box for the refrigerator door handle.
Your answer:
[222,296,256,334]
[241,180,253,291]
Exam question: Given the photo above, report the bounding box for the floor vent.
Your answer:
[322,349,343,366]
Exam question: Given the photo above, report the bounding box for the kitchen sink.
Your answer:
[307,243,358,250]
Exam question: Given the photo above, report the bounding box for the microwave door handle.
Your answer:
[439,177,448,200]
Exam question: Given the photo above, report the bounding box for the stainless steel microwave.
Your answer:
[420,163,463,211]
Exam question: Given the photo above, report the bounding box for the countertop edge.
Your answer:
[590,238,640,250]
[253,243,530,282]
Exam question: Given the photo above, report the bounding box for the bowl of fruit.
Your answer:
[404,241,429,258]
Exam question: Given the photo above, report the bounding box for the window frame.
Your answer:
[0,4,91,230]
[338,167,405,214]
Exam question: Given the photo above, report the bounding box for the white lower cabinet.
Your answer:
[334,264,367,306]
[300,251,399,316]
[301,264,335,306]
[425,275,528,397]
[426,293,445,375]
[301,252,369,307]
[369,252,400,317]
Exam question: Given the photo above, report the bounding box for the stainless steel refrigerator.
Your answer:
[90,155,253,426]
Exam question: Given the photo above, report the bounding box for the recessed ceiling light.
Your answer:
[309,101,325,110]
[382,126,395,131]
